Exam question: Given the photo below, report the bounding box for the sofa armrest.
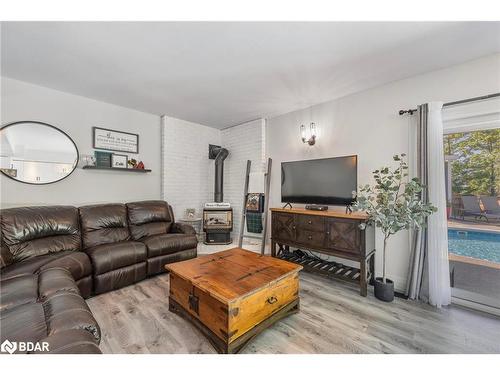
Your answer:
[170,222,196,235]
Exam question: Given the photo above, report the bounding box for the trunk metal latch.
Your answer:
[188,288,199,315]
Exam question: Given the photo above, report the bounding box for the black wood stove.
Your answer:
[203,145,232,245]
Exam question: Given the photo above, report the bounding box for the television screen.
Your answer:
[281,155,357,206]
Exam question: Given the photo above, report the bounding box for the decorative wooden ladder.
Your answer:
[237,158,272,255]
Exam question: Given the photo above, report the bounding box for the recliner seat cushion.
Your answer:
[85,241,147,275]
[38,266,81,298]
[0,206,80,263]
[0,302,48,349]
[38,268,100,342]
[0,274,38,311]
[79,204,130,248]
[0,251,92,284]
[1,253,67,279]
[39,251,92,282]
[126,200,173,240]
[143,233,198,257]
[43,289,100,340]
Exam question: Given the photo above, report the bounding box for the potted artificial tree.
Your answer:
[353,154,437,302]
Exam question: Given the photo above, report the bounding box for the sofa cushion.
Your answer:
[38,267,81,299]
[126,200,173,240]
[0,206,80,263]
[0,302,48,350]
[1,267,83,313]
[0,274,38,312]
[142,233,198,257]
[39,251,92,282]
[38,268,100,341]
[1,254,59,279]
[79,203,130,248]
[85,241,147,275]
[0,250,92,283]
[0,268,100,353]
[43,289,100,341]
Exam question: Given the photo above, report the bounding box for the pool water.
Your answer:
[448,229,500,263]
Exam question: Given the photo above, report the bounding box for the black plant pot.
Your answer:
[374,277,394,302]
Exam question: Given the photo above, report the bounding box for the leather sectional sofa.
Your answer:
[0,200,197,354]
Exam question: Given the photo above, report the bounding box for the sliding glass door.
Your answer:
[443,124,500,312]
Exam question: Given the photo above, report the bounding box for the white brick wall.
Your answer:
[221,119,266,238]
[162,115,220,220]
[162,115,266,243]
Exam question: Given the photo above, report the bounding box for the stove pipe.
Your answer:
[213,147,229,202]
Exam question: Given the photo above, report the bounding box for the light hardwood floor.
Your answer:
[86,269,500,354]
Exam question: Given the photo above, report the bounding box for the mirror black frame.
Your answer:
[0,120,80,185]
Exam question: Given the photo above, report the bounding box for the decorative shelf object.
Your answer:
[82,166,151,173]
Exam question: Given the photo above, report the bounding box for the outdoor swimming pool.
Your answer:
[448,229,500,263]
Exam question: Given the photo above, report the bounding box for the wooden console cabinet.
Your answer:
[270,208,376,296]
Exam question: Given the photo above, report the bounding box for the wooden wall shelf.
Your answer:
[82,166,151,173]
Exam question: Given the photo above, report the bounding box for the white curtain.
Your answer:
[426,102,451,307]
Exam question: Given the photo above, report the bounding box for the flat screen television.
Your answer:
[281,155,357,206]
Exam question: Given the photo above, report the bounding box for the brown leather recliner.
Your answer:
[126,201,198,276]
[79,203,148,295]
[0,206,93,298]
[0,200,197,354]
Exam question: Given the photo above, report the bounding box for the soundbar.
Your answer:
[305,204,329,211]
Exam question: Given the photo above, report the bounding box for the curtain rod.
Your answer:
[398,92,500,116]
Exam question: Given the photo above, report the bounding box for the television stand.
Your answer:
[270,208,375,296]
[282,202,293,209]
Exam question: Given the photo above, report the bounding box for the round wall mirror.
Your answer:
[0,121,79,184]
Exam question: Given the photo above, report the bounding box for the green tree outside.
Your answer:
[443,128,500,197]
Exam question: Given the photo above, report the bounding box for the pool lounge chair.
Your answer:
[460,195,487,221]
[480,196,500,221]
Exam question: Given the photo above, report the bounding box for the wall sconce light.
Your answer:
[300,122,317,146]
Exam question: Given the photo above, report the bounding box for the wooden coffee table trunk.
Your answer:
[165,248,302,354]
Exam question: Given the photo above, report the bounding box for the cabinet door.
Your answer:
[326,219,361,255]
[272,213,296,242]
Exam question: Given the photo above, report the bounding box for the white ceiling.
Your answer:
[2,22,499,129]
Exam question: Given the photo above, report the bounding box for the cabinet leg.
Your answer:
[369,253,375,285]
[271,240,276,257]
[360,258,367,297]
